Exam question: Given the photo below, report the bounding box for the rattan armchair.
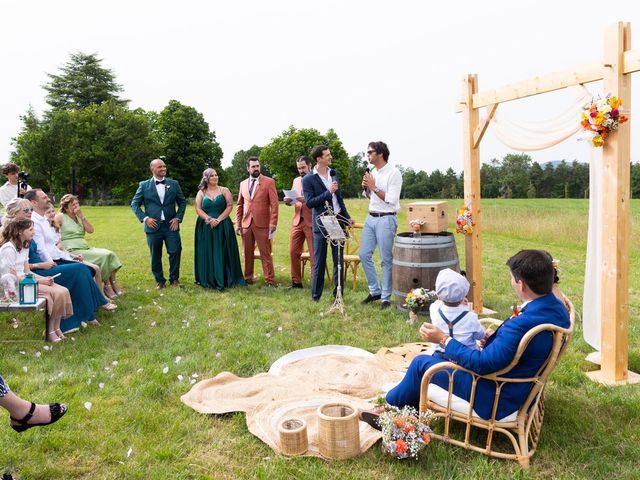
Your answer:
[418,293,575,469]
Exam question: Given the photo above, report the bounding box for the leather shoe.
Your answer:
[380,301,391,310]
[287,283,303,289]
[264,282,278,288]
[361,294,381,305]
[170,280,183,288]
[156,283,166,290]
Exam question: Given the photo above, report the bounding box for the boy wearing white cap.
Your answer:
[429,268,485,353]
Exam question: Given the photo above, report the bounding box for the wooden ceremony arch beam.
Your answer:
[458,21,639,385]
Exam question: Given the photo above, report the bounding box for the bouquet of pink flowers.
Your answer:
[378,405,436,460]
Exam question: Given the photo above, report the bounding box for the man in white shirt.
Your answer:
[359,141,403,309]
[0,163,31,215]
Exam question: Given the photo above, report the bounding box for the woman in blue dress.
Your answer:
[3,198,109,333]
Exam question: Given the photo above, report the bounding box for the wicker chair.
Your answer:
[418,293,575,469]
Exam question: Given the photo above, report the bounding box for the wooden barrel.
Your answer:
[392,232,460,310]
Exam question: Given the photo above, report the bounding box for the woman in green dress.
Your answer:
[57,194,123,299]
[194,168,245,290]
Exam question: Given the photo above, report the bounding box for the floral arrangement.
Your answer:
[404,287,437,313]
[455,207,474,235]
[378,405,436,460]
[408,218,425,232]
[580,94,628,147]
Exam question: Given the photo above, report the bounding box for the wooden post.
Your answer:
[461,74,483,312]
[586,22,640,385]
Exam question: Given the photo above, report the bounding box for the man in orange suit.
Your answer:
[236,156,279,287]
[284,156,314,289]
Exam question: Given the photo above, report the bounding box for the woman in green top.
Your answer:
[57,194,123,299]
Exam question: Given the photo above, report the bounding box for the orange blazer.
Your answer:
[236,175,279,229]
[291,176,313,228]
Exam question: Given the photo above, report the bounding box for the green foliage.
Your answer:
[155,100,223,194]
[44,52,128,110]
[225,145,263,195]
[259,126,350,191]
[341,152,369,198]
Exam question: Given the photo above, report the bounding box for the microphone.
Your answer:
[365,168,370,174]
[330,169,337,183]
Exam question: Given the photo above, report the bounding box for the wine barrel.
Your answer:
[392,232,460,310]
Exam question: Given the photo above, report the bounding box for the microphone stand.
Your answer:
[316,202,348,316]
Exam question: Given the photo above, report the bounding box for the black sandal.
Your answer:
[359,411,382,431]
[10,402,67,433]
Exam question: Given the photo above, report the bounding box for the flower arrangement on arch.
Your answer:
[455,207,474,235]
[408,218,425,232]
[378,405,436,460]
[580,94,628,147]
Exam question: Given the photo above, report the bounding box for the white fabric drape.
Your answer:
[488,85,600,351]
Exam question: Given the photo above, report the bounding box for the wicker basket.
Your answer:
[317,402,360,460]
[278,417,308,456]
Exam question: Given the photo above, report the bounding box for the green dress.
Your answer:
[194,194,246,290]
[60,213,122,282]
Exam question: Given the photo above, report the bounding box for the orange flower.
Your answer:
[404,425,415,433]
[393,417,405,428]
[421,432,431,444]
[395,439,408,453]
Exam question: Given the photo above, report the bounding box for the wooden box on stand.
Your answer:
[405,201,448,233]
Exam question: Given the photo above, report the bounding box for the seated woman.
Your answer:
[57,194,123,298]
[0,217,73,342]
[3,199,111,334]
[194,168,245,290]
[361,250,571,428]
[1,372,66,432]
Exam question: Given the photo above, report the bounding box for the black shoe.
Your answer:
[380,301,391,310]
[312,297,320,302]
[10,402,67,433]
[287,283,303,289]
[361,294,381,305]
[359,411,382,431]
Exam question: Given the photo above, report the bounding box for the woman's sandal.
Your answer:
[102,302,118,311]
[44,331,62,343]
[10,402,67,433]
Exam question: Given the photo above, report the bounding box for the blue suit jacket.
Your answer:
[302,171,350,232]
[131,178,187,233]
[437,293,570,420]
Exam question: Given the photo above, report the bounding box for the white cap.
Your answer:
[435,268,469,303]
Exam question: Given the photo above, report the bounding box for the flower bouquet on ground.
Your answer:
[404,288,437,325]
[408,218,425,237]
[378,405,435,460]
[580,94,628,147]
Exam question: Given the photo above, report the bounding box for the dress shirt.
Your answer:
[31,211,72,262]
[313,167,341,215]
[248,176,259,200]
[367,163,402,213]
[154,176,166,220]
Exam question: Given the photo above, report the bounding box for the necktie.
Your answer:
[155,179,166,185]
[248,179,256,197]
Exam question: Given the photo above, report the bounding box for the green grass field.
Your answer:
[1,198,639,479]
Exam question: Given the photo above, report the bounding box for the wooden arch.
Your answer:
[458,21,640,385]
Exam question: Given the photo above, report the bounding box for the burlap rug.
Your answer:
[181,344,430,458]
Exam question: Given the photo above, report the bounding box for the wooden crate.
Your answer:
[405,201,448,233]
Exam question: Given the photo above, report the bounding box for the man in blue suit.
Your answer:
[374,250,570,422]
[302,145,354,302]
[131,158,187,289]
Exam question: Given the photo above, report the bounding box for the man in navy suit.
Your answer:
[379,250,570,421]
[302,145,354,302]
[131,158,187,289]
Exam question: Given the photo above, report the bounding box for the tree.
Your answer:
[155,100,223,194]
[341,152,369,198]
[44,52,128,110]
[259,126,350,192]
[225,145,263,195]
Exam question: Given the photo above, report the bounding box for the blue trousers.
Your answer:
[146,221,182,284]
[386,354,452,409]
[359,214,397,301]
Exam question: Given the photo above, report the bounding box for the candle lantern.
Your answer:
[19,273,38,305]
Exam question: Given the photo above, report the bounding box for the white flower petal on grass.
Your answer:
[127,448,133,458]
[110,325,116,329]
[81,322,87,328]
[43,345,50,351]
[87,378,92,385]
[71,337,76,341]
[191,373,199,378]
[22,366,28,373]
[19,351,26,355]
[127,328,131,332]
[177,375,184,381]
[99,383,105,389]
[162,366,169,374]
[104,367,111,372]
[58,371,64,378]
[215,352,221,358]
[190,379,196,385]
[112,360,119,366]
[160,293,164,297]
[265,333,271,338]
[277,326,283,332]
[150,321,157,327]
[84,402,92,411]
[175,356,182,363]
[35,351,42,358]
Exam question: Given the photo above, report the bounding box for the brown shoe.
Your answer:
[156,283,166,290]
[170,280,183,288]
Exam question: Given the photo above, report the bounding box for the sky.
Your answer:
[1,0,638,174]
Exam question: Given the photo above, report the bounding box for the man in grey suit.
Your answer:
[131,158,186,289]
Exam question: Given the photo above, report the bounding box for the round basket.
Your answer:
[277,417,308,456]
[317,402,360,460]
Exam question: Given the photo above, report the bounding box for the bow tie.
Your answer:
[155,180,166,185]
